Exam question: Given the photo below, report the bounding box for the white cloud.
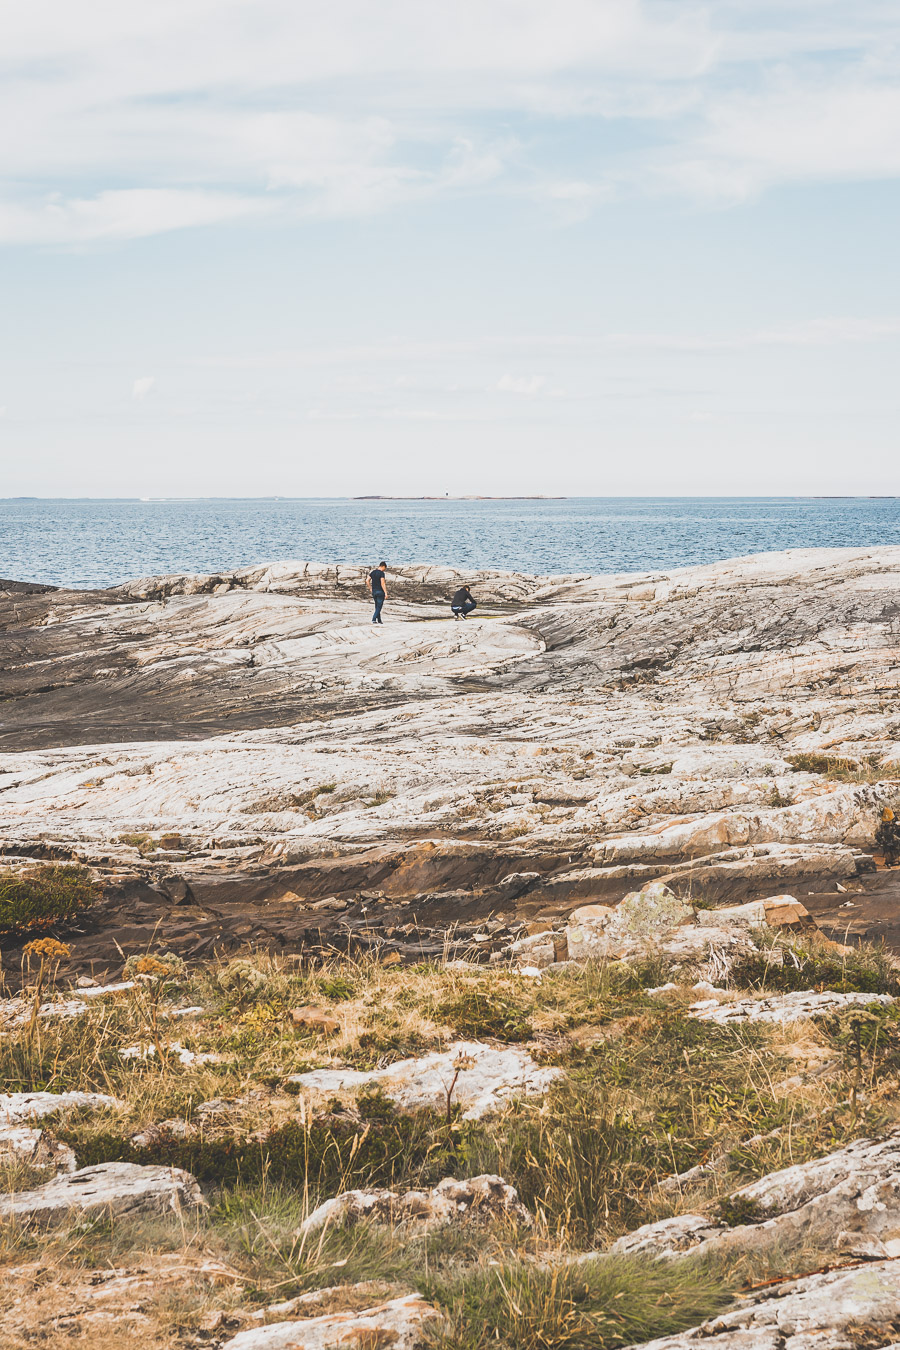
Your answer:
[659,76,900,201]
[496,374,547,395]
[4,2,897,242]
[0,190,266,245]
[132,376,156,400]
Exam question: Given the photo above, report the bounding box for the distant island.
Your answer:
[353,495,567,501]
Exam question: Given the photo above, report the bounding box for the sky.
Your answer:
[1,0,899,497]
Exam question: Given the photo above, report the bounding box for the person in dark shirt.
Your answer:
[367,562,388,624]
[451,585,476,619]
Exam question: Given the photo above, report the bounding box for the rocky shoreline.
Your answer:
[4,547,900,1347]
[4,548,900,977]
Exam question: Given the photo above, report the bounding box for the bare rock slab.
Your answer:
[689,990,893,1024]
[627,1260,900,1350]
[0,1160,204,1225]
[300,1174,530,1235]
[222,1292,440,1349]
[614,1131,900,1263]
[287,1040,562,1120]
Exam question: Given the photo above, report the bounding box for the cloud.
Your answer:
[496,374,547,395]
[132,376,156,400]
[4,2,896,243]
[0,189,266,245]
[657,75,900,201]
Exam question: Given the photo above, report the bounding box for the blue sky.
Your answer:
[1,0,898,496]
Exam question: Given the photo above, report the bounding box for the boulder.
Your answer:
[626,1260,900,1350]
[612,1130,900,1263]
[704,895,815,932]
[221,1293,440,1349]
[0,1161,204,1225]
[566,883,694,960]
[689,990,892,1025]
[287,1041,562,1120]
[299,1174,530,1235]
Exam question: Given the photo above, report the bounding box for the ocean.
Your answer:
[2,497,900,590]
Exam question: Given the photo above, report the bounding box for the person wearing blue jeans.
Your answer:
[368,561,388,623]
[451,585,476,619]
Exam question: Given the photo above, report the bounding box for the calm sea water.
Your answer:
[2,498,900,590]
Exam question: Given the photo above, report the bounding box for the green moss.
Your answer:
[716,1193,766,1226]
[318,973,357,1001]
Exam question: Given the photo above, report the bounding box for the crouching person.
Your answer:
[451,585,477,619]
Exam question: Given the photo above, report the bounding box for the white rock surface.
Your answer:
[614,1131,900,1262]
[0,1160,204,1224]
[0,1090,121,1123]
[627,1260,900,1350]
[0,984,136,1028]
[0,1123,77,1172]
[287,1041,561,1120]
[689,990,893,1024]
[3,547,899,907]
[300,1174,530,1235]
[0,1092,120,1176]
[222,1292,439,1349]
[119,1041,219,1066]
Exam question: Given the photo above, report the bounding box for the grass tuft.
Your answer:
[422,1252,733,1350]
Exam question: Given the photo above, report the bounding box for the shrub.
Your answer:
[216,959,269,1002]
[123,951,187,984]
[0,864,99,938]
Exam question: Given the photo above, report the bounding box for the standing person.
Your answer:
[451,584,477,619]
[367,561,388,624]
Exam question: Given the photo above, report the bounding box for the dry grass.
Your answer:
[3,947,900,1345]
[785,751,892,783]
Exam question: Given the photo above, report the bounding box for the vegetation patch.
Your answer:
[59,1090,461,1194]
[786,752,888,783]
[729,934,900,997]
[0,864,100,938]
[435,985,534,1042]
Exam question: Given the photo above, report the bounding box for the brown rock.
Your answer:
[291,1006,340,1034]
[763,896,816,931]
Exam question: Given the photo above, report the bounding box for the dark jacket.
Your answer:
[451,587,475,608]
